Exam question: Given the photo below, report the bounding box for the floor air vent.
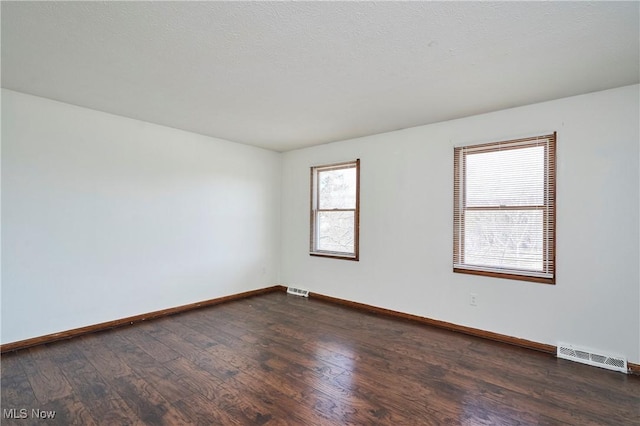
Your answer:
[557,343,627,373]
[286,287,309,297]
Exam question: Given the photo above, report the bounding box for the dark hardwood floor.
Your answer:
[2,292,639,425]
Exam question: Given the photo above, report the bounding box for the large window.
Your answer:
[310,159,360,260]
[453,134,556,284]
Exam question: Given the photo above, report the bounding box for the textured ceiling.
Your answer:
[2,2,639,152]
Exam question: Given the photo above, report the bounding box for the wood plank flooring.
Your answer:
[2,292,639,425]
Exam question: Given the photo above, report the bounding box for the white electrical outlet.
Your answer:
[470,293,478,306]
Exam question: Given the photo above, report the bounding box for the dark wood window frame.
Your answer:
[453,133,556,284]
[310,159,360,261]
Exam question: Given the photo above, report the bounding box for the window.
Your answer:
[310,159,360,260]
[453,133,556,284]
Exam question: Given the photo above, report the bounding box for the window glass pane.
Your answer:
[464,210,543,271]
[317,211,355,253]
[466,146,544,207]
[318,167,356,209]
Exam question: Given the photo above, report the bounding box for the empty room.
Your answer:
[2,1,639,424]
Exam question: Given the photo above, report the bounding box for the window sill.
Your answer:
[453,267,555,285]
[310,252,359,261]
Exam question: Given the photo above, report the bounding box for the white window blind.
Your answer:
[453,133,556,284]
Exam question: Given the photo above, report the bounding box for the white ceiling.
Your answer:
[2,2,638,152]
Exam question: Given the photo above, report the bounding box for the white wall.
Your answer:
[281,85,640,364]
[1,89,281,344]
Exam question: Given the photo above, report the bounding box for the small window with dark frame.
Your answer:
[453,133,556,284]
[310,159,360,260]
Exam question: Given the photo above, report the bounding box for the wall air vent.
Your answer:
[286,287,309,297]
[557,342,627,374]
